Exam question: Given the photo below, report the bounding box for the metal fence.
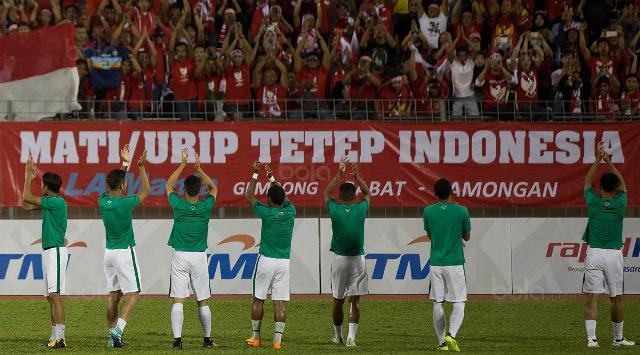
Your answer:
[2,98,640,122]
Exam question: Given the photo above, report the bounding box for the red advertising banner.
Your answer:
[1,121,639,208]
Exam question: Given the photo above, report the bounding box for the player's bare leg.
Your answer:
[346,296,360,347]
[171,298,185,349]
[584,293,599,347]
[611,296,634,346]
[46,296,55,343]
[332,298,345,344]
[106,291,122,328]
[119,291,140,322]
[246,297,264,347]
[197,299,216,348]
[46,293,65,348]
[272,300,286,349]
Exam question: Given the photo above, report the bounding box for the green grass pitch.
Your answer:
[0,298,638,354]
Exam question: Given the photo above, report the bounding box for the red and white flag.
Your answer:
[0,23,80,121]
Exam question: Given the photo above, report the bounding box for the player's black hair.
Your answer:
[434,178,452,200]
[600,173,620,193]
[107,169,126,190]
[339,182,356,201]
[42,172,62,194]
[267,185,286,206]
[184,174,202,197]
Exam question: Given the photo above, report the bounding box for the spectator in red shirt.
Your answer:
[344,55,382,119]
[378,74,414,119]
[475,50,517,119]
[510,32,552,120]
[590,76,620,120]
[416,77,449,120]
[621,74,640,116]
[196,54,226,121]
[127,32,157,119]
[451,0,485,45]
[168,16,198,120]
[580,25,620,83]
[253,52,290,118]
[222,23,257,120]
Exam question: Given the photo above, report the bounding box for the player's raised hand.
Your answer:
[252,161,261,173]
[181,148,188,164]
[25,154,37,177]
[137,150,147,168]
[351,161,359,177]
[597,142,605,161]
[120,144,131,163]
[338,157,347,176]
[194,152,201,171]
[264,164,274,178]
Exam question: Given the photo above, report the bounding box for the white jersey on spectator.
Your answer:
[449,58,475,98]
[419,13,447,50]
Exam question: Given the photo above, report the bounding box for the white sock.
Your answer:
[274,322,285,343]
[116,318,127,332]
[613,321,624,341]
[347,323,359,340]
[171,304,184,339]
[252,320,261,340]
[199,305,212,338]
[433,302,446,345]
[55,324,65,340]
[449,302,465,338]
[49,325,56,341]
[585,320,597,342]
[333,324,343,341]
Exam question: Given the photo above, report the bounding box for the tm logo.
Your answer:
[0,238,87,280]
[546,237,640,262]
[366,235,431,280]
[208,235,259,280]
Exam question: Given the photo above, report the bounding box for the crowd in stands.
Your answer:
[2,0,640,120]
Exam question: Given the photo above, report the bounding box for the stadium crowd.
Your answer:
[1,0,640,120]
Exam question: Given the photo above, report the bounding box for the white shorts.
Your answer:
[429,265,467,303]
[169,251,211,301]
[104,247,142,294]
[253,255,290,301]
[43,247,68,296]
[331,253,369,299]
[583,247,624,297]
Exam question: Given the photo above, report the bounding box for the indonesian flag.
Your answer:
[0,23,80,121]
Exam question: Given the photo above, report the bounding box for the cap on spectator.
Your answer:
[224,8,236,15]
[391,75,405,83]
[41,8,52,15]
[563,21,580,32]
[469,32,481,40]
[489,49,503,61]
[360,55,372,62]
[7,24,18,33]
[428,3,439,10]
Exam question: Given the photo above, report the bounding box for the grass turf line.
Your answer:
[0,299,638,354]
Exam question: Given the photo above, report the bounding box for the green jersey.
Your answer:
[168,193,215,252]
[327,198,368,256]
[423,202,470,266]
[98,191,140,249]
[40,196,67,249]
[252,200,296,259]
[582,187,626,249]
